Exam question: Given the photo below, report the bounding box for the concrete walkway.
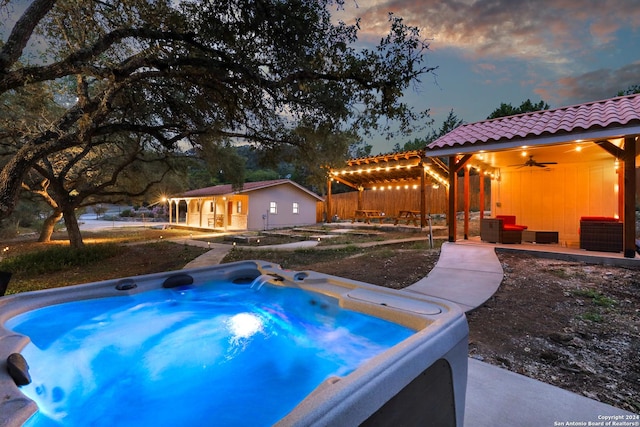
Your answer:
[405,242,503,313]
[179,238,636,424]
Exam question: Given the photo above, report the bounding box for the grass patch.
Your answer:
[572,288,617,307]
[0,244,122,276]
[222,245,364,269]
[579,311,604,323]
[548,268,571,279]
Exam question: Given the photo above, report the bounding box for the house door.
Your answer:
[227,201,233,226]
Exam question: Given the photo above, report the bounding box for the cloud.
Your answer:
[337,0,640,66]
[534,61,640,105]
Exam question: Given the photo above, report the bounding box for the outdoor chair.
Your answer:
[480,216,527,244]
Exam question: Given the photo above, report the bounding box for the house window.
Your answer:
[236,201,242,213]
[292,202,299,214]
[269,201,277,214]
[210,201,214,212]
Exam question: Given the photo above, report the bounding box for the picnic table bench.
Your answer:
[394,210,423,226]
[352,209,387,224]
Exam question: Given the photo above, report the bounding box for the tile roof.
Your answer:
[176,179,323,200]
[427,94,640,153]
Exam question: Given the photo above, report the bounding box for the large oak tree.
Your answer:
[0,0,434,223]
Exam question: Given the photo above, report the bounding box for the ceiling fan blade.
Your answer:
[534,163,546,167]
[538,162,558,165]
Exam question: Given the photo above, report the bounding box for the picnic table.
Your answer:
[394,210,423,226]
[352,209,387,224]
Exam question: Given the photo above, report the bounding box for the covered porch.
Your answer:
[426,94,640,258]
[167,194,248,231]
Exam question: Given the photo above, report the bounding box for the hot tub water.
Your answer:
[7,278,414,426]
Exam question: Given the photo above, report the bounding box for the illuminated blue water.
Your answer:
[7,280,414,426]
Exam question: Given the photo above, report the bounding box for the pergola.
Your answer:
[326,150,449,227]
[426,94,640,258]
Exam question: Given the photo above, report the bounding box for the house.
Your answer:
[167,179,324,231]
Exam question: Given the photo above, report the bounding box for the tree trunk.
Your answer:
[62,208,84,248]
[0,154,36,219]
[38,210,63,242]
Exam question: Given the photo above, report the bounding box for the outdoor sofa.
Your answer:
[579,216,623,252]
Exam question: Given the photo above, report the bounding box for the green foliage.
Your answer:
[572,288,617,307]
[579,311,603,323]
[0,0,434,222]
[0,244,122,275]
[246,169,280,182]
[487,99,550,119]
[617,84,640,96]
[394,109,463,152]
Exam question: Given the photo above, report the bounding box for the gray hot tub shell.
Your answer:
[0,260,468,426]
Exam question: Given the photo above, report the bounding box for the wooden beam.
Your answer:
[595,140,625,159]
[450,154,473,174]
[623,136,637,258]
[330,174,359,189]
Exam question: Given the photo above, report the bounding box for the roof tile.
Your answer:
[429,94,640,150]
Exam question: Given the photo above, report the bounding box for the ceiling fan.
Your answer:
[510,155,558,168]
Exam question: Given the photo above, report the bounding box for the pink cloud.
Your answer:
[335,0,640,65]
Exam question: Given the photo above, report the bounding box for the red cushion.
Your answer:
[580,216,618,222]
[496,215,516,225]
[503,224,528,231]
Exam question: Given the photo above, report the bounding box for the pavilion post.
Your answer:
[357,187,363,211]
[420,163,426,228]
[326,177,333,223]
[464,165,470,239]
[623,136,637,258]
[448,156,457,242]
[479,171,485,219]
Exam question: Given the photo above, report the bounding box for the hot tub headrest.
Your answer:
[7,353,31,386]
[162,273,195,289]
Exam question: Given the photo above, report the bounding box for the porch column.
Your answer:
[448,156,457,242]
[212,198,218,229]
[357,186,364,211]
[327,177,333,223]
[464,165,470,239]
[479,171,485,219]
[420,163,426,228]
[168,200,173,224]
[623,136,637,258]
[447,154,472,242]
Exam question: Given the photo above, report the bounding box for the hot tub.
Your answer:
[0,260,468,426]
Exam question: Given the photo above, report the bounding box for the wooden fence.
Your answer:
[326,175,490,221]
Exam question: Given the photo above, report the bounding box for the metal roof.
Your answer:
[427,94,640,156]
[175,179,324,200]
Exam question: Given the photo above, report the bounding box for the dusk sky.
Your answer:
[333,0,640,154]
